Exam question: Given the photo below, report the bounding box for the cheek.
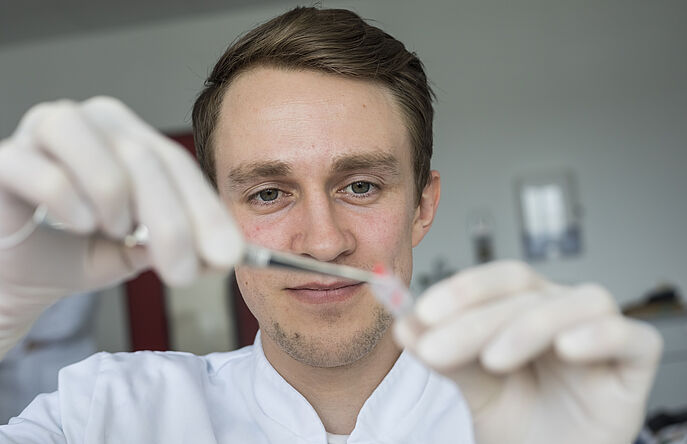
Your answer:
[233,266,255,310]
[366,203,417,280]
[357,212,407,247]
[352,205,415,261]
[221,193,292,249]
[238,213,295,250]
[234,265,273,319]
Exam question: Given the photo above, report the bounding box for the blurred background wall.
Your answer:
[1,0,685,413]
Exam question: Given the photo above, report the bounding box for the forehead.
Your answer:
[213,66,412,172]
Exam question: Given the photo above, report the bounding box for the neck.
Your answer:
[261,330,401,435]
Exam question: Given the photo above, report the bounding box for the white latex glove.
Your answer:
[0,97,243,359]
[394,261,663,444]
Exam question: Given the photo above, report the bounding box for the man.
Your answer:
[0,7,662,444]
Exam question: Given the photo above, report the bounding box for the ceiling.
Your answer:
[0,0,289,47]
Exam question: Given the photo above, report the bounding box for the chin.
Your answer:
[265,305,393,368]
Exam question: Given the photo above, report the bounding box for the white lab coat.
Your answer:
[0,332,475,443]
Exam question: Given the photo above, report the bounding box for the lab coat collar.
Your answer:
[251,331,434,444]
[351,350,431,443]
[252,331,326,442]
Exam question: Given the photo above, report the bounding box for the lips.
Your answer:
[288,279,361,291]
[285,280,364,305]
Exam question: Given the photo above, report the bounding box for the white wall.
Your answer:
[338,0,687,304]
[1,0,685,312]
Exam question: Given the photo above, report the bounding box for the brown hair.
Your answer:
[192,6,435,202]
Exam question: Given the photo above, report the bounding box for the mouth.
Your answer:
[285,280,365,304]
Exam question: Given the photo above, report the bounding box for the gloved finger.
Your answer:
[112,135,198,287]
[393,314,425,350]
[34,101,133,239]
[0,225,152,297]
[137,129,242,269]
[479,284,618,373]
[415,260,545,326]
[408,291,541,370]
[10,101,56,148]
[84,236,152,290]
[0,143,96,233]
[0,188,33,238]
[2,101,100,234]
[555,316,663,387]
[81,96,243,270]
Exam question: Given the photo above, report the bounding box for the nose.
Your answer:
[290,196,356,263]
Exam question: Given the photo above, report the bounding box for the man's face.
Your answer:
[214,67,433,367]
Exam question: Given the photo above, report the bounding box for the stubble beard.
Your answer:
[264,305,393,368]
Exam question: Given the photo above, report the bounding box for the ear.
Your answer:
[411,170,441,247]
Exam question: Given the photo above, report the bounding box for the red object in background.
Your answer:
[125,131,258,351]
[126,271,168,351]
[169,132,195,155]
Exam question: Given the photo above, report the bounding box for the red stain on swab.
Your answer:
[371,263,408,313]
[391,290,402,307]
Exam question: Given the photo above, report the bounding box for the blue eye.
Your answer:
[257,189,279,202]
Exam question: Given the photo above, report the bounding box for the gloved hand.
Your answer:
[0,97,243,359]
[394,261,663,444]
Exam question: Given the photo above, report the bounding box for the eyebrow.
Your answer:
[226,160,292,191]
[331,152,401,177]
[225,151,401,192]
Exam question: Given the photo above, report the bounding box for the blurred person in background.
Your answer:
[0,292,97,423]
